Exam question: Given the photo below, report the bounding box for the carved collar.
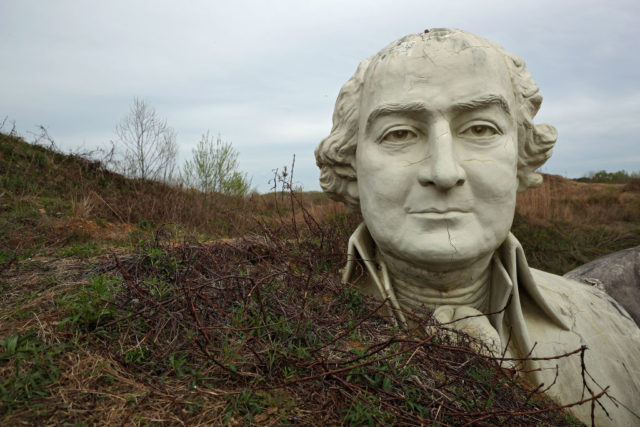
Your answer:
[342,223,569,384]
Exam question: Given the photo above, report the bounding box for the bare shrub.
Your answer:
[113,98,177,182]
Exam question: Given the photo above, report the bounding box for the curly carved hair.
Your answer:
[315,29,557,208]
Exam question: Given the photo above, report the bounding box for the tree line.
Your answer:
[111,97,251,196]
[575,170,640,184]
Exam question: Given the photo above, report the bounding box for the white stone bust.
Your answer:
[316,29,640,426]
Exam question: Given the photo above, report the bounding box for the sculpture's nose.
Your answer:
[417,120,466,190]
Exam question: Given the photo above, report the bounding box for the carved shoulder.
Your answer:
[523,269,640,426]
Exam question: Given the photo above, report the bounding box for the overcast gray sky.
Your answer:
[2,0,639,191]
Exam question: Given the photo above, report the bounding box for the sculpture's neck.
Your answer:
[377,249,493,313]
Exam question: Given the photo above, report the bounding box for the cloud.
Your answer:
[2,0,639,190]
[536,90,640,176]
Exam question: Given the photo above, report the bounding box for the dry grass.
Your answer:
[0,134,346,261]
[513,174,640,274]
[516,174,640,225]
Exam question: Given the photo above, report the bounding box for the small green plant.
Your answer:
[145,247,178,274]
[224,390,263,423]
[58,241,100,258]
[0,249,14,265]
[343,393,391,426]
[466,365,493,382]
[166,351,189,378]
[143,277,173,299]
[0,330,64,410]
[184,397,204,415]
[401,387,431,419]
[340,286,364,316]
[123,346,149,364]
[138,218,153,231]
[59,274,120,330]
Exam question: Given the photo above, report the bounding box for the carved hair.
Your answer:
[315,29,557,208]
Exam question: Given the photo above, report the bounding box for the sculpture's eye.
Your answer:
[382,129,418,143]
[460,124,499,138]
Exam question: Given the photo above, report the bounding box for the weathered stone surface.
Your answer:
[564,246,640,326]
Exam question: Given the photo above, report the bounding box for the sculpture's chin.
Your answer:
[382,242,491,271]
[370,216,510,272]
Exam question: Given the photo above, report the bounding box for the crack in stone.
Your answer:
[446,219,458,263]
[402,154,432,167]
[462,158,492,163]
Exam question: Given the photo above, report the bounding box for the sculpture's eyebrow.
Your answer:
[365,94,512,129]
[450,94,512,117]
[366,102,429,129]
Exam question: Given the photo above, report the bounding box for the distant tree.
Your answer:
[114,98,177,181]
[582,170,639,184]
[183,131,251,196]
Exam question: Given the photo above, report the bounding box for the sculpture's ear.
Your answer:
[318,163,359,209]
[517,175,541,193]
[517,123,557,192]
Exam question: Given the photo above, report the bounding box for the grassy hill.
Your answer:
[2,133,638,425]
[513,173,640,273]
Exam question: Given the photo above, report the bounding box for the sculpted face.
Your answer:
[356,39,519,268]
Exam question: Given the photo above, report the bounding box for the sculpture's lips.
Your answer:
[407,208,470,219]
[407,208,470,214]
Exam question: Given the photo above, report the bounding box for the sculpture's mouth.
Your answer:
[409,208,469,213]
[407,208,470,219]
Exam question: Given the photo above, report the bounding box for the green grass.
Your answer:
[343,393,392,426]
[57,241,101,258]
[512,213,640,274]
[0,330,66,412]
[58,274,119,330]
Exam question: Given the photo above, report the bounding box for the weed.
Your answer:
[466,365,493,382]
[123,346,149,364]
[0,330,64,411]
[57,241,100,258]
[166,351,189,378]
[343,393,391,426]
[144,246,179,277]
[185,398,204,415]
[224,390,263,423]
[58,274,120,330]
[138,218,153,231]
[142,277,173,299]
[0,249,15,265]
[401,387,432,419]
[341,286,364,316]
